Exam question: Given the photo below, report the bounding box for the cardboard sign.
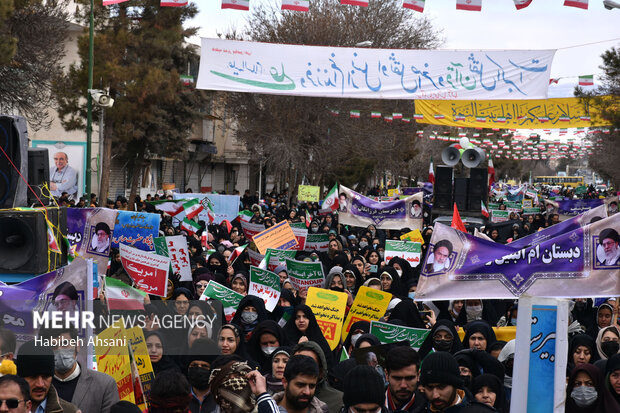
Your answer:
[119,243,170,296]
[249,266,281,312]
[387,188,400,197]
[298,185,321,202]
[400,229,425,244]
[370,321,430,350]
[342,286,392,341]
[95,323,134,403]
[285,258,325,290]
[253,220,298,254]
[240,221,265,242]
[200,281,244,320]
[305,233,329,251]
[522,199,533,209]
[523,207,540,215]
[306,287,348,350]
[385,240,422,267]
[290,226,308,251]
[165,236,192,282]
[248,248,296,272]
[112,211,160,251]
[491,210,509,223]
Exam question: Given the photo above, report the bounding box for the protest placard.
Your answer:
[174,193,240,224]
[112,211,160,251]
[119,243,170,296]
[95,323,135,403]
[342,286,392,341]
[522,207,539,215]
[306,287,348,350]
[488,202,500,209]
[505,201,522,214]
[290,226,308,251]
[387,188,400,197]
[400,229,425,244]
[305,233,329,252]
[248,248,296,272]
[370,320,430,350]
[298,185,321,202]
[385,240,422,267]
[80,207,118,274]
[285,258,325,290]
[253,220,298,254]
[240,221,265,242]
[491,210,509,223]
[249,266,281,311]
[522,199,533,209]
[200,281,244,320]
[125,327,155,407]
[165,236,192,282]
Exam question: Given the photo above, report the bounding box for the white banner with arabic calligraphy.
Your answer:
[197,38,555,100]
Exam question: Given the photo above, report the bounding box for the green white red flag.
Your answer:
[578,75,594,86]
[228,244,248,264]
[237,210,254,223]
[222,0,249,10]
[183,199,204,219]
[341,0,368,6]
[513,0,532,9]
[282,0,309,11]
[481,201,489,218]
[181,218,201,236]
[102,0,129,5]
[322,184,339,212]
[305,209,312,228]
[148,200,185,216]
[564,0,588,9]
[161,0,187,6]
[429,158,435,185]
[403,0,425,12]
[105,277,146,311]
[350,110,360,118]
[456,0,482,11]
[47,220,62,254]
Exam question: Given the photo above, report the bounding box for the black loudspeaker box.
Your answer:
[468,167,488,210]
[0,207,67,274]
[434,166,453,210]
[0,115,28,208]
[27,148,50,206]
[454,177,469,211]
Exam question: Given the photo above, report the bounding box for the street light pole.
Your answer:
[86,0,94,196]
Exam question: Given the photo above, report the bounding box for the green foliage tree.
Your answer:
[574,47,620,189]
[54,0,207,205]
[221,0,443,196]
[0,0,68,130]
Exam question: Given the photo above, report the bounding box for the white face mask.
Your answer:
[54,348,76,373]
[262,346,277,356]
[350,333,362,346]
[466,305,483,321]
[396,269,403,277]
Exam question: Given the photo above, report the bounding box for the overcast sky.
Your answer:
[188,0,620,97]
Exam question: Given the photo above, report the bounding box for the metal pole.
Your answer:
[258,159,262,202]
[98,106,104,193]
[85,0,94,196]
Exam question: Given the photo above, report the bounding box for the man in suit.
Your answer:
[39,327,119,413]
[424,240,453,274]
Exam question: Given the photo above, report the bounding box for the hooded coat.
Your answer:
[230,295,269,340]
[387,300,427,329]
[418,319,464,359]
[247,320,286,373]
[283,305,334,371]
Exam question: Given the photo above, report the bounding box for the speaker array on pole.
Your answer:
[0,115,28,208]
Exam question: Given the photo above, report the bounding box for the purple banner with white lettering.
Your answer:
[416,213,620,299]
[557,199,604,217]
[338,185,423,230]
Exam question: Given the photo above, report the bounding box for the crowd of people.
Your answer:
[1,183,619,413]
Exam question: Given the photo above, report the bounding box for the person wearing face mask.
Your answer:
[418,320,464,359]
[247,321,286,373]
[340,321,371,359]
[39,327,120,413]
[231,295,269,341]
[187,339,219,413]
[565,363,605,413]
[595,325,620,364]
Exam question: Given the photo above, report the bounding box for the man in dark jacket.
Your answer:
[293,342,342,413]
[385,346,427,412]
[418,352,495,413]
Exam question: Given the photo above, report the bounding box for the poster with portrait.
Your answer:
[32,140,86,201]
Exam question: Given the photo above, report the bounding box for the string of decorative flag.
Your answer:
[220,0,593,13]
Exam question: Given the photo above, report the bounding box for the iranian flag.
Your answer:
[476,117,486,122]
[434,114,445,120]
[350,110,361,118]
[181,218,201,236]
[305,209,312,228]
[413,114,424,120]
[102,0,129,5]
[237,210,254,222]
[222,0,249,10]
[513,0,532,9]
[429,158,435,185]
[47,222,61,254]
[161,0,188,6]
[228,244,248,264]
[148,199,185,216]
[481,201,489,218]
[403,0,425,12]
[393,113,403,120]
[564,0,588,9]
[258,249,272,270]
[371,111,381,118]
[579,75,594,86]
[322,184,339,212]
[488,158,496,188]
[282,0,309,11]
[183,199,204,219]
[341,0,368,6]
[105,277,146,311]
[456,0,482,11]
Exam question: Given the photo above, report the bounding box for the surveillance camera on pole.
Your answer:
[604,0,620,9]
[88,89,114,108]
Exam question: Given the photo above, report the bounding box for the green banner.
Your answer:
[201,281,244,309]
[491,210,509,223]
[384,240,422,268]
[370,321,430,350]
[488,202,500,209]
[522,207,540,215]
[249,266,281,312]
[266,248,297,261]
[285,258,325,290]
[290,222,308,229]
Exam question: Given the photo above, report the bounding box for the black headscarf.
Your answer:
[471,374,507,413]
[342,264,364,295]
[378,266,405,298]
[342,320,370,354]
[565,363,606,413]
[462,320,497,352]
[230,295,269,340]
[387,300,426,329]
[144,331,181,376]
[283,304,334,370]
[207,251,229,274]
[418,319,464,359]
[247,320,286,373]
[568,334,600,370]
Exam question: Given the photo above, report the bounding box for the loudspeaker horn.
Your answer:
[441,144,461,167]
[462,147,486,168]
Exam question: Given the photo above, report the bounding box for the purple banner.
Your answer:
[417,213,620,299]
[67,207,92,252]
[338,185,423,230]
[557,199,604,217]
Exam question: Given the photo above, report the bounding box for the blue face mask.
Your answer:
[408,291,416,300]
[511,318,517,326]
